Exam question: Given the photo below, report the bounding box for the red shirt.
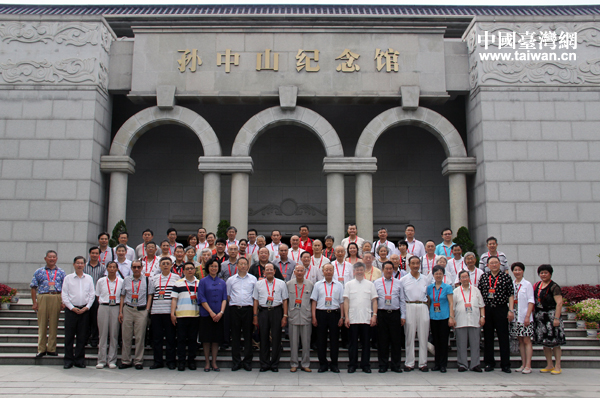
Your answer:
[299,238,314,256]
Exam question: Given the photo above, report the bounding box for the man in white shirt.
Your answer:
[420,240,442,275]
[141,241,160,277]
[455,252,484,288]
[288,235,305,264]
[389,254,407,280]
[61,256,95,369]
[97,232,115,267]
[310,239,330,272]
[400,256,430,372]
[341,223,365,257]
[448,244,466,280]
[343,262,378,373]
[372,228,396,259]
[267,230,283,260]
[196,227,209,251]
[246,229,258,258]
[118,231,136,262]
[404,224,425,258]
[135,229,154,259]
[331,246,353,285]
[166,228,183,256]
[225,226,239,254]
[110,244,132,278]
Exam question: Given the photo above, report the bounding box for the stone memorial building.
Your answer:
[0,4,599,286]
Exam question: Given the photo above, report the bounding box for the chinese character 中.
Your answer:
[256,49,279,71]
[217,49,240,73]
[335,49,360,72]
[477,31,496,50]
[177,49,202,73]
[374,48,399,72]
[296,49,320,72]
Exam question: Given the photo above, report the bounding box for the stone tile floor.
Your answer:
[0,365,599,397]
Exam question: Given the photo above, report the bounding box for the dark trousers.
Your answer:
[64,308,89,366]
[223,302,231,344]
[348,323,371,370]
[430,318,450,368]
[231,305,254,366]
[151,313,176,366]
[258,305,283,369]
[87,298,99,345]
[176,317,199,363]
[484,305,510,369]
[316,309,340,367]
[377,309,402,370]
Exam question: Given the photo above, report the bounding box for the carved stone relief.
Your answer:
[249,198,326,217]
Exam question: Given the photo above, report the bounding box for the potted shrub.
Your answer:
[0,284,17,310]
[585,322,599,339]
[565,305,578,320]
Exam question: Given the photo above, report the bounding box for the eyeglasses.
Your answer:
[131,266,142,269]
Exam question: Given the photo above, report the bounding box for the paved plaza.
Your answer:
[0,365,599,398]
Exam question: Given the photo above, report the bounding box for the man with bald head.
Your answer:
[288,235,305,264]
[250,247,284,281]
[273,244,296,282]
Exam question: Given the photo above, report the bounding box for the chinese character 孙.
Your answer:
[217,49,240,73]
[177,49,202,73]
[296,49,320,72]
[374,48,399,73]
[335,49,360,72]
[256,49,279,71]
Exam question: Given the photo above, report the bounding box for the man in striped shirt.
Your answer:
[171,262,200,371]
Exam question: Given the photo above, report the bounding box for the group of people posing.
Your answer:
[30,224,566,374]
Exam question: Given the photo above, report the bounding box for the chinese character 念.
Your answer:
[177,49,202,73]
[374,48,399,72]
[296,49,320,72]
[256,49,279,71]
[335,49,360,72]
[217,49,240,73]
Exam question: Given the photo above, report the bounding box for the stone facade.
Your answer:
[0,8,599,287]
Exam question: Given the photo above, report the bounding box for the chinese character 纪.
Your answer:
[374,48,399,73]
[518,31,537,50]
[256,49,279,71]
[558,32,577,50]
[217,49,240,73]
[177,49,202,73]
[498,31,516,50]
[296,49,320,72]
[335,49,360,72]
[477,31,496,50]
[539,31,558,50]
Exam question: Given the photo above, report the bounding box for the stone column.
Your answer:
[326,172,345,245]
[100,156,136,231]
[355,172,374,242]
[199,156,253,235]
[442,157,477,235]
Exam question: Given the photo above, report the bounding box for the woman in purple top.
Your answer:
[197,258,227,372]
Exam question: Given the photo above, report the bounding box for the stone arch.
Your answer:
[355,106,467,158]
[109,106,221,157]
[231,106,344,157]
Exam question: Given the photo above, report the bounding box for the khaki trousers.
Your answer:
[289,323,311,368]
[37,294,62,354]
[121,305,148,365]
[97,305,120,365]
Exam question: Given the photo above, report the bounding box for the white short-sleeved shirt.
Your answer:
[141,256,161,277]
[420,254,443,275]
[514,279,535,323]
[226,273,257,307]
[302,262,324,285]
[454,267,485,288]
[331,260,353,285]
[400,273,429,303]
[253,277,288,307]
[96,276,124,305]
[341,236,365,256]
[311,279,344,310]
[453,285,485,328]
[406,239,425,258]
[372,240,397,260]
[447,257,466,280]
[343,279,378,324]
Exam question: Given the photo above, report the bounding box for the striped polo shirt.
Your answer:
[172,277,200,317]
[148,272,179,315]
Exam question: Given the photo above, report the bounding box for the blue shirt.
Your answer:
[426,282,453,320]
[30,266,66,294]
[197,275,227,317]
[435,242,453,258]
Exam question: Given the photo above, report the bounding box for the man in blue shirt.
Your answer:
[435,228,454,258]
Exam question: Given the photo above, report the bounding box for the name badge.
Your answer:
[464,303,472,313]
[294,299,302,309]
[514,299,518,305]
[536,302,543,309]
[433,303,441,312]
[190,294,197,301]
[266,296,274,306]
[338,277,344,283]
[325,297,332,306]
[488,288,495,299]
[109,295,116,306]
[384,295,392,306]
[145,273,150,277]
[131,294,138,305]
[158,291,165,300]
[48,282,56,291]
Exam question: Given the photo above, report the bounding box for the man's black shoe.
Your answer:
[149,363,163,369]
[188,361,196,370]
[232,364,242,371]
[431,365,441,371]
[74,363,86,369]
[178,362,186,371]
[260,367,269,372]
[391,367,403,373]
[330,365,340,373]
[363,367,371,373]
[271,367,278,372]
[458,366,468,372]
[484,365,494,372]
[35,352,47,359]
[419,366,429,372]
[404,366,414,372]
[318,366,328,373]
[378,368,387,373]
[347,366,356,373]
[119,363,132,369]
[63,363,73,369]
[47,352,58,356]
[440,367,447,373]
[501,367,511,374]
[243,363,252,371]
[471,366,482,372]
[167,363,176,370]
[135,364,143,370]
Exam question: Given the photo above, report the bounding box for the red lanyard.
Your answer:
[334,261,346,279]
[443,245,449,257]
[142,244,145,258]
[460,285,471,304]
[433,285,443,303]
[228,262,235,277]
[185,280,197,296]
[196,241,208,250]
[306,264,312,278]
[324,248,333,258]
[258,265,262,278]
[107,278,118,297]
[100,250,109,265]
[368,268,374,281]
[265,279,275,296]
[425,256,434,273]
[270,243,277,252]
[382,277,393,295]
[470,270,477,286]
[324,281,333,298]
[295,283,305,300]
[453,258,462,274]
[489,274,499,290]
[132,279,141,296]
[290,250,299,262]
[45,269,57,284]
[537,281,549,301]
[159,273,172,292]
[312,256,324,268]
[174,264,184,277]
[408,241,415,254]
[145,256,156,274]
[281,261,289,275]
[249,245,257,254]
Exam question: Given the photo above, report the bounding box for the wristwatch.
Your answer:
[283,314,289,317]
[481,316,485,318]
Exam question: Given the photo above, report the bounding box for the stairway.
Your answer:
[1,301,599,368]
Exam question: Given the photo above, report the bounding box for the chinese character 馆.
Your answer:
[374,48,399,72]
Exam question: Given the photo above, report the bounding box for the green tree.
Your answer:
[217,220,230,239]
[109,220,127,248]
[453,226,478,261]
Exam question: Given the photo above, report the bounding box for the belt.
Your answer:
[407,301,427,304]
[232,305,253,309]
[378,309,400,314]
[317,308,340,313]
[100,303,118,306]
[125,303,147,311]
[40,292,60,295]
[259,305,282,311]
[73,305,86,309]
